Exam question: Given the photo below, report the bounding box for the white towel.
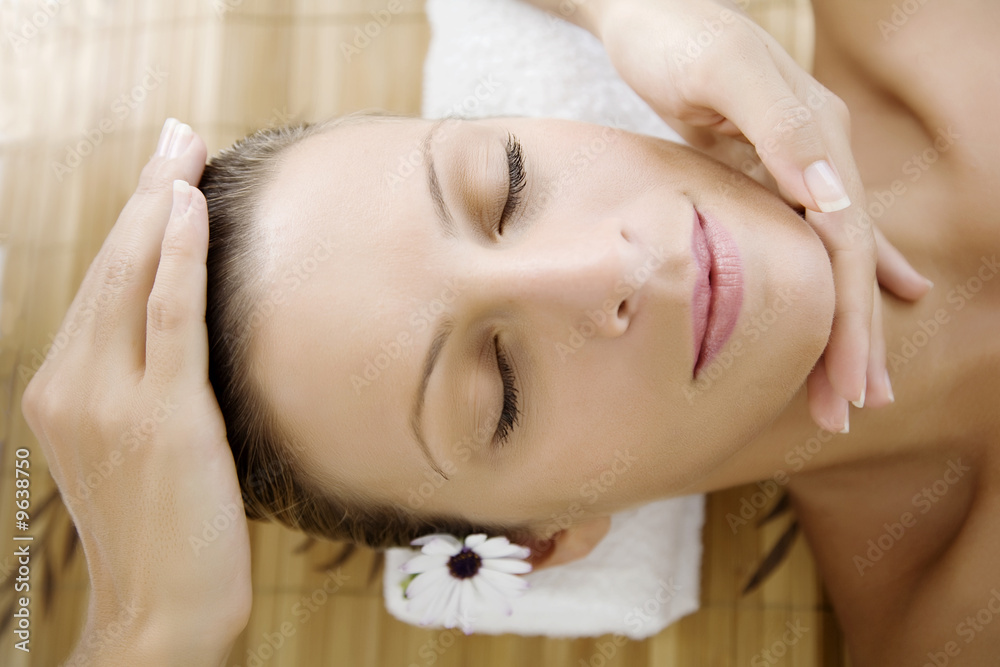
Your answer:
[382,0,705,640]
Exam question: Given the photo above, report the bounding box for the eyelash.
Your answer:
[493,334,520,447]
[498,133,526,235]
[488,131,526,449]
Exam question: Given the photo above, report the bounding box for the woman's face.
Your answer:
[252,116,834,527]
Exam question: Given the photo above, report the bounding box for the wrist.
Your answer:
[66,602,243,667]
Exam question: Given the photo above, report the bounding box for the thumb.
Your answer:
[144,180,210,387]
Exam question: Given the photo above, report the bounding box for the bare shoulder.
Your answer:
[788,441,1000,665]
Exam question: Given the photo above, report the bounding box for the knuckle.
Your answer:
[769,98,814,139]
[99,251,137,301]
[21,378,44,427]
[30,380,66,429]
[828,94,851,130]
[134,159,171,196]
[160,222,192,261]
[147,289,187,333]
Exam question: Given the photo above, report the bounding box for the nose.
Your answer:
[474,222,644,339]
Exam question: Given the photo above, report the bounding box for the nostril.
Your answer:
[618,299,628,318]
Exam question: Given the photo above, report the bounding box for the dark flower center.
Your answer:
[448,547,482,579]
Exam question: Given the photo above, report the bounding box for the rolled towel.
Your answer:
[383,496,704,639]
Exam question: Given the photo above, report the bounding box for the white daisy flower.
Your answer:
[399,532,534,635]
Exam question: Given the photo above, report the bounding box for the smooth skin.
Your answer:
[525,0,934,431]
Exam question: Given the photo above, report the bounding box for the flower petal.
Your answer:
[476,566,530,596]
[471,574,514,616]
[411,534,462,554]
[418,577,460,627]
[419,536,463,556]
[456,579,478,634]
[474,537,531,560]
[399,553,449,575]
[481,558,532,574]
[403,566,451,600]
[464,533,488,548]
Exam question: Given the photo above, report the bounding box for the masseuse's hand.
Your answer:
[572,0,933,430]
[21,120,251,666]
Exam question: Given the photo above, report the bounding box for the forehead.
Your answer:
[249,118,450,500]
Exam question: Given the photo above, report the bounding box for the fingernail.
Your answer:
[155,118,179,157]
[171,179,192,217]
[884,369,894,403]
[804,160,851,213]
[167,123,193,159]
[839,404,850,434]
[924,277,935,290]
[851,377,866,409]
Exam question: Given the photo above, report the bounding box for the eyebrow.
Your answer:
[409,120,459,480]
[424,118,458,240]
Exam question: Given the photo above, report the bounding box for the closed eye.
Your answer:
[498,132,526,235]
[493,334,519,446]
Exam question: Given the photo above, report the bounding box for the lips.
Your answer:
[691,208,744,377]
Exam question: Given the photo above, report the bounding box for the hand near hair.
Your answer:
[21,120,251,666]
[545,0,933,430]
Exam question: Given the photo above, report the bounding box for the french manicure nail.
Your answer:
[884,370,895,403]
[839,404,850,434]
[155,118,179,157]
[924,277,935,290]
[171,179,192,217]
[851,378,866,409]
[804,160,851,213]
[167,123,193,159]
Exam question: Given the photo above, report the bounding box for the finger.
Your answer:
[809,204,876,405]
[865,280,894,409]
[692,47,848,214]
[873,226,934,301]
[92,120,209,362]
[144,181,209,387]
[806,355,850,434]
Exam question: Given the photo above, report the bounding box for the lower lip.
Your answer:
[691,208,744,377]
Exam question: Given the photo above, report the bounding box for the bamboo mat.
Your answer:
[0,0,849,664]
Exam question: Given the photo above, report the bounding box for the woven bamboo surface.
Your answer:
[0,0,849,664]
